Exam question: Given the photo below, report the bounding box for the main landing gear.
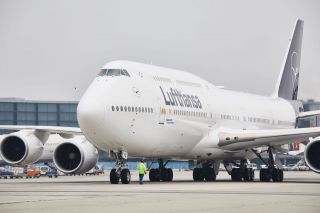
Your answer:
[109,151,131,184]
[224,160,255,182]
[149,159,173,182]
[193,161,217,182]
[252,146,284,182]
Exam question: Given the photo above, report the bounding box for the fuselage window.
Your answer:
[124,106,127,112]
[112,106,115,111]
[116,106,119,111]
[142,107,144,113]
[151,108,153,113]
[120,106,123,111]
[139,107,141,112]
[128,106,131,112]
[135,107,138,112]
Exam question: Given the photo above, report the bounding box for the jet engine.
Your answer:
[0,130,47,165]
[304,136,320,173]
[53,136,98,174]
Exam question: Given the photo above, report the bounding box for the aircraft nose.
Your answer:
[77,96,105,131]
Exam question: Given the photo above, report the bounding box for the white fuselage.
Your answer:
[77,61,296,161]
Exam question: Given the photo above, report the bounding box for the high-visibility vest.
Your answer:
[137,163,146,174]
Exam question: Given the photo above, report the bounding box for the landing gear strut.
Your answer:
[109,151,131,184]
[252,146,284,182]
[192,161,217,182]
[227,160,255,181]
[149,159,173,182]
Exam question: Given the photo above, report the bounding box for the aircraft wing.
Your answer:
[0,125,82,135]
[298,110,320,118]
[217,127,320,151]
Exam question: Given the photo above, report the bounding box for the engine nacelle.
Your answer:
[0,130,44,165]
[53,136,98,174]
[304,136,320,173]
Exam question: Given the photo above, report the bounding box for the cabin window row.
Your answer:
[170,109,207,118]
[153,76,172,83]
[221,114,240,120]
[111,105,153,113]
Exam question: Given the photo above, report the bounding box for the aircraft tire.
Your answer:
[193,168,204,181]
[272,169,283,182]
[260,168,272,182]
[120,169,131,184]
[160,168,173,182]
[204,167,216,181]
[231,168,242,181]
[110,169,119,184]
[149,169,160,182]
[167,168,173,181]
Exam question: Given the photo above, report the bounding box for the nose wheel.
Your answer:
[109,151,131,184]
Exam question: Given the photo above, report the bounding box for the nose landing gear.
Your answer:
[109,151,131,184]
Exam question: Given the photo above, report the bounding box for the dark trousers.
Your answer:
[139,174,144,183]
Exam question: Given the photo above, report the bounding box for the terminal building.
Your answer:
[0,98,319,169]
[0,98,78,135]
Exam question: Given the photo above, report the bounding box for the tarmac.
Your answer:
[0,171,319,213]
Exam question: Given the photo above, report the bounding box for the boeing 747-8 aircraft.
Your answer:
[0,19,319,184]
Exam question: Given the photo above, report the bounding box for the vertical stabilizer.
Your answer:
[273,19,304,100]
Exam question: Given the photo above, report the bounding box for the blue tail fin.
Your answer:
[273,19,304,100]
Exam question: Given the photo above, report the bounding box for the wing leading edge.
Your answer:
[217,127,320,151]
[0,125,82,135]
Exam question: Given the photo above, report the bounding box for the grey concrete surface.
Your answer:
[0,171,319,213]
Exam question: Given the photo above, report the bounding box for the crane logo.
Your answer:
[291,51,299,99]
[291,52,299,80]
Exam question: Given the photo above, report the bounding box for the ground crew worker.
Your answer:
[137,160,147,184]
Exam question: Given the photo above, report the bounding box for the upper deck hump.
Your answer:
[103,60,215,88]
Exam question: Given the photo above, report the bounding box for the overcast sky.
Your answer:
[0,0,319,101]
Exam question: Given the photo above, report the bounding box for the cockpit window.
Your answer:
[98,69,107,76]
[98,69,130,77]
[121,69,130,77]
[106,69,121,76]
